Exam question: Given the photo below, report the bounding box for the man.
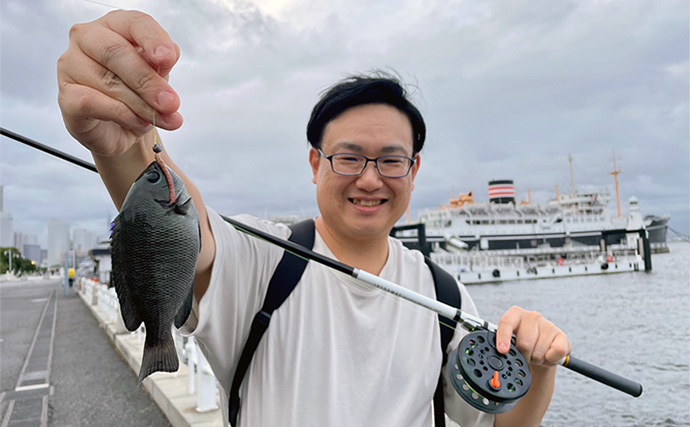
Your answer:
[57,10,570,426]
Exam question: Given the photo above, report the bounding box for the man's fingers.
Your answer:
[544,332,572,365]
[495,305,572,368]
[58,46,182,130]
[59,47,150,120]
[101,10,179,76]
[69,12,180,114]
[528,328,570,367]
[59,82,182,134]
[58,83,151,143]
[514,315,540,361]
[495,306,522,354]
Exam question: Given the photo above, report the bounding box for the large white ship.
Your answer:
[409,176,669,255]
[391,155,668,283]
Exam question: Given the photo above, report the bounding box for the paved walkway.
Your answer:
[0,279,170,426]
[75,280,223,427]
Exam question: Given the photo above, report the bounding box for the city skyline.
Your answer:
[1,185,101,265]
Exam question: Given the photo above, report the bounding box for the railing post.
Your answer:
[186,336,197,395]
[196,346,219,412]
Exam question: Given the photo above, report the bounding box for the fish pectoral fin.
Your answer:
[174,283,195,329]
[174,197,194,215]
[118,291,144,331]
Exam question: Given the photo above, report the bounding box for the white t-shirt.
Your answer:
[183,209,494,427]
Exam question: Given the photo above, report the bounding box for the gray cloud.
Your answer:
[1,0,687,248]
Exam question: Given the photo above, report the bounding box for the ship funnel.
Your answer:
[488,180,515,204]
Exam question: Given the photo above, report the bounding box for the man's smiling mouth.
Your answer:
[350,198,386,207]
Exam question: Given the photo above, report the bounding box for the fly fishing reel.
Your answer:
[448,329,531,414]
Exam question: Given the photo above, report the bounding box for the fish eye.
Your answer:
[147,170,161,183]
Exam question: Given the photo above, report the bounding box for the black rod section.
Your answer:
[564,355,643,397]
[3,128,644,398]
[1,127,98,173]
[219,214,354,276]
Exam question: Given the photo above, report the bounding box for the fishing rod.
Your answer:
[2,127,643,411]
[1,128,98,173]
[220,215,643,403]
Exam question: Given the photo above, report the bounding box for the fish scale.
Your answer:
[111,161,200,382]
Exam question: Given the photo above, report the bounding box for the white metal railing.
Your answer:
[174,332,219,412]
[79,277,219,413]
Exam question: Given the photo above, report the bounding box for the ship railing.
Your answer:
[650,241,669,250]
[431,252,526,271]
[430,248,642,272]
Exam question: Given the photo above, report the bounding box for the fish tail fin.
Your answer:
[138,333,179,383]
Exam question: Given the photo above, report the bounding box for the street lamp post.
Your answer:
[4,250,13,273]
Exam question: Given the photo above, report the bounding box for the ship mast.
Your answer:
[555,184,560,203]
[569,154,575,197]
[610,150,621,218]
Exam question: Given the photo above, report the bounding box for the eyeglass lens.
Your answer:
[331,154,411,177]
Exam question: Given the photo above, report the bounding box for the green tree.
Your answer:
[1,247,39,275]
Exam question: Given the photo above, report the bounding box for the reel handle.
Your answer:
[561,355,643,397]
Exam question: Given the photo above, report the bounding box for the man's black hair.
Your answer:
[306,72,426,154]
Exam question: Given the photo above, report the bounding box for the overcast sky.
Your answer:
[1,0,688,247]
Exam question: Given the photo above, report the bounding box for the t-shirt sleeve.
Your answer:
[442,282,496,427]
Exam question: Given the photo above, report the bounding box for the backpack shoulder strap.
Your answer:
[229,219,315,426]
[424,256,461,427]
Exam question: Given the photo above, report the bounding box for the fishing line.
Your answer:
[81,0,120,9]
[0,128,645,410]
[150,109,176,204]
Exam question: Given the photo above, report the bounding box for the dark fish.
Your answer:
[111,161,200,382]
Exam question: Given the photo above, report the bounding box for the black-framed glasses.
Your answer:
[318,148,415,178]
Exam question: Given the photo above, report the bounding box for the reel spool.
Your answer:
[448,329,531,414]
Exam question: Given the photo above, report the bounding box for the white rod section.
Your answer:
[354,269,497,330]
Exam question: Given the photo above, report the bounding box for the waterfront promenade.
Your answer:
[0,278,221,426]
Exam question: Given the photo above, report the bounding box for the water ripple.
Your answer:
[468,242,690,426]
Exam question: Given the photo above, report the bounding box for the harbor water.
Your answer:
[466,241,690,426]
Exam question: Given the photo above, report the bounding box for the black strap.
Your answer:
[229,219,315,426]
[425,257,462,427]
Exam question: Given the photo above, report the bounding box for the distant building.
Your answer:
[72,228,94,252]
[14,232,38,256]
[13,232,24,254]
[48,219,70,266]
[23,244,42,264]
[0,212,13,247]
[89,239,112,284]
[1,185,15,247]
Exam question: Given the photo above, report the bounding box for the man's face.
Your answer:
[310,103,420,244]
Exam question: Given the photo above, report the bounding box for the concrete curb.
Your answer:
[77,287,223,427]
